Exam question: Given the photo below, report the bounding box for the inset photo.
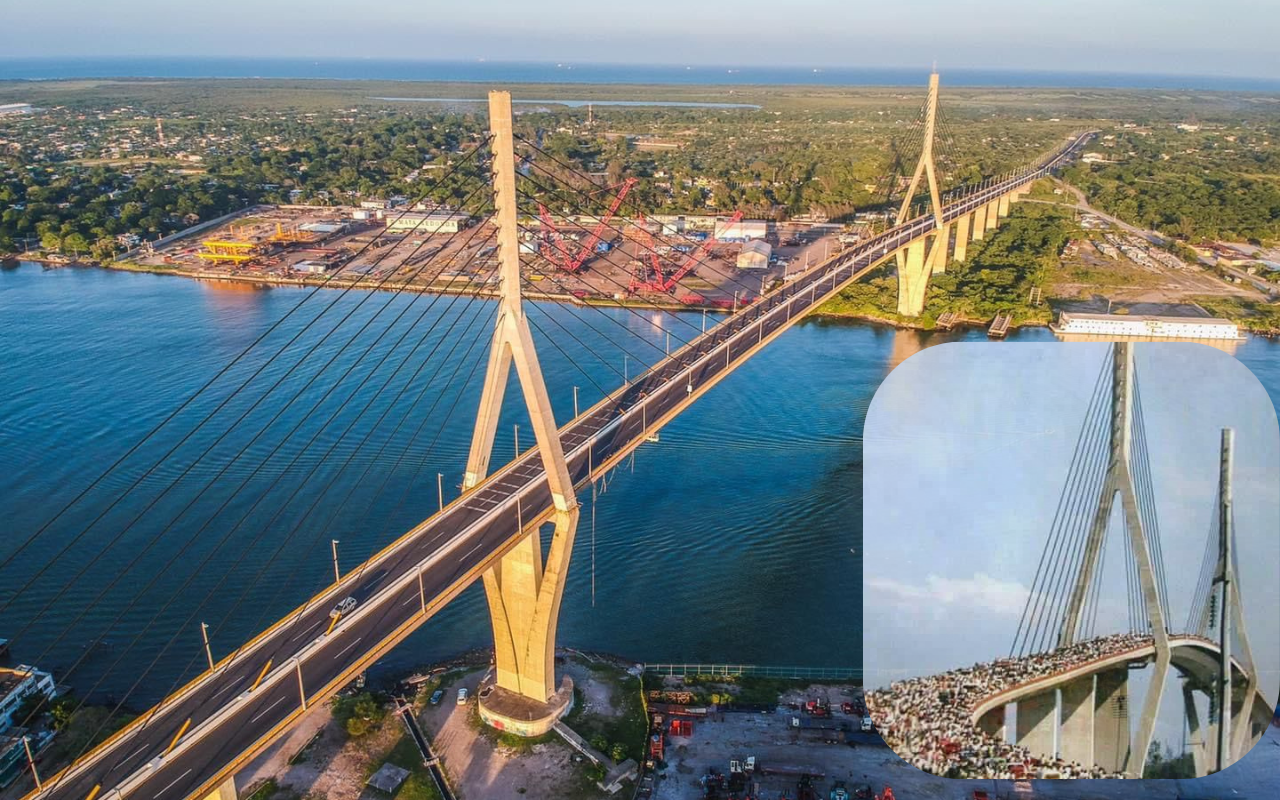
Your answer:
[863,343,1278,780]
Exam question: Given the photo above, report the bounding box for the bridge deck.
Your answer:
[27,134,1093,800]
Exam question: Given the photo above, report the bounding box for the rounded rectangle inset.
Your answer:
[862,342,1278,780]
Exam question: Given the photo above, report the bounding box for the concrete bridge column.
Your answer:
[895,237,930,317]
[199,776,239,800]
[970,204,988,241]
[984,201,1000,232]
[997,194,1012,218]
[1183,683,1212,776]
[1094,670,1131,774]
[1059,676,1096,767]
[1015,690,1058,759]
[952,213,971,262]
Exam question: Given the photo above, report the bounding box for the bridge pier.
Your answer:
[930,221,951,275]
[1094,669,1131,775]
[976,707,1006,742]
[997,194,1011,219]
[1059,676,1095,767]
[895,237,930,317]
[983,201,999,233]
[1014,689,1058,759]
[952,213,971,263]
[971,204,988,241]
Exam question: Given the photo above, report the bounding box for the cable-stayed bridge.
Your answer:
[6,81,1089,800]
[868,344,1272,779]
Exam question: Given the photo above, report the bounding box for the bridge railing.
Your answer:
[643,663,861,681]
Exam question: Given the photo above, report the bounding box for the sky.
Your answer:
[4,0,1278,79]
[862,342,1279,749]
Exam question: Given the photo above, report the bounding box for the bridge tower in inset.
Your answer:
[1055,342,1171,776]
[1184,428,1260,773]
[465,90,579,736]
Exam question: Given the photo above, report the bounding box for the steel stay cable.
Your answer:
[3,178,499,663]
[22,230,506,794]
[18,222,501,782]
[0,150,495,627]
[0,143,492,587]
[9,198,499,746]
[1015,351,1110,651]
[1032,371,1116,653]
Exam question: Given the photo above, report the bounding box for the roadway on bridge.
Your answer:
[30,133,1092,800]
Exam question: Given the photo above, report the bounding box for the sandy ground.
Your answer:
[418,666,603,800]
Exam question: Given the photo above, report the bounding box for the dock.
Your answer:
[988,313,1013,338]
[936,311,958,330]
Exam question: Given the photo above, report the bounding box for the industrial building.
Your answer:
[1051,312,1243,340]
[385,211,472,235]
[736,240,772,270]
[715,218,769,242]
[0,666,56,732]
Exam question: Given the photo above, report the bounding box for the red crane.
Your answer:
[626,215,664,293]
[633,210,743,294]
[537,177,636,273]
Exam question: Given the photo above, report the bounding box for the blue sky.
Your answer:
[863,343,1278,746]
[5,0,1278,78]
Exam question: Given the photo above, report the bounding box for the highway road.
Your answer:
[25,132,1092,800]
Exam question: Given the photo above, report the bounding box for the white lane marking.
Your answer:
[334,636,363,660]
[119,742,151,766]
[248,695,289,725]
[210,675,247,701]
[154,768,193,798]
[290,621,321,642]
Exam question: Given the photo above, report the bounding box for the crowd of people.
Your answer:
[866,633,1160,779]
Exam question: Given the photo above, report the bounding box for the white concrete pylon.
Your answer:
[465,91,580,705]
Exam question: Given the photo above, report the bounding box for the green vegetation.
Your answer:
[374,735,444,800]
[331,691,389,738]
[1144,740,1197,779]
[39,703,138,776]
[1064,126,1280,244]
[562,671,648,764]
[1191,295,1280,334]
[822,203,1074,327]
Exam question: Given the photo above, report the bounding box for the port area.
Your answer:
[118,204,845,311]
[639,676,883,800]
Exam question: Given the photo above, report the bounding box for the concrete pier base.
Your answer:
[478,675,575,737]
[952,213,971,262]
[971,205,988,241]
[199,776,239,800]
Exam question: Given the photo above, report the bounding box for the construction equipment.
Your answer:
[537,177,636,272]
[632,211,743,295]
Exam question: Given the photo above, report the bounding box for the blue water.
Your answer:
[2,58,1278,91]
[2,263,1279,711]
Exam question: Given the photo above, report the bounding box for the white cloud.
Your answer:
[869,572,1030,617]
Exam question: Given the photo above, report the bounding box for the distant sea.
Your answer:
[2,57,1278,91]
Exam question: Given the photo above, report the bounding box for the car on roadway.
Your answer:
[429,689,445,705]
[329,596,358,619]
[456,687,469,705]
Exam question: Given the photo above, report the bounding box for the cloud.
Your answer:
[869,572,1030,617]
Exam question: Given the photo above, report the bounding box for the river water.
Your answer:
[2,262,1278,706]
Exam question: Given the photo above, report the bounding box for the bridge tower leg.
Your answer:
[1057,342,1171,776]
[1184,681,1212,776]
[466,90,578,736]
[895,237,930,317]
[952,213,971,263]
